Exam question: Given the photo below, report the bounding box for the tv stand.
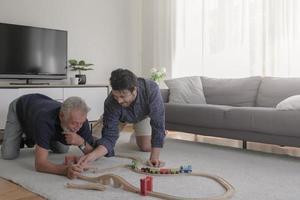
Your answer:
[9,79,50,85]
[0,84,109,129]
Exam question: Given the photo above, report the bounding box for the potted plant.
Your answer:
[68,59,94,85]
[150,67,166,85]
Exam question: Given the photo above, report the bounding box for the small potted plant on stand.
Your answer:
[68,59,94,85]
[150,67,166,86]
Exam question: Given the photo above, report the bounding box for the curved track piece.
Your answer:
[66,155,235,200]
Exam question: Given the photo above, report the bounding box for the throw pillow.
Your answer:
[164,76,206,104]
[276,95,300,110]
[201,76,261,107]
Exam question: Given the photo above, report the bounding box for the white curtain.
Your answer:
[172,0,300,78]
[152,0,176,79]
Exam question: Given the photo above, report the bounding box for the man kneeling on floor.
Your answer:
[77,68,166,168]
[1,94,95,179]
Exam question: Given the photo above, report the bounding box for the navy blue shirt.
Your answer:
[16,94,94,150]
[95,78,165,156]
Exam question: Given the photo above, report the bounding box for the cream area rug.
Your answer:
[0,133,300,200]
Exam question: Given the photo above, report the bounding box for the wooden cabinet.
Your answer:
[0,85,109,129]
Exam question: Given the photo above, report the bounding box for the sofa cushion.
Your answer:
[256,77,300,107]
[201,76,261,107]
[276,95,300,110]
[224,107,300,137]
[164,76,206,104]
[165,103,232,128]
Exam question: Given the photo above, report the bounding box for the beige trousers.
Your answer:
[92,116,151,138]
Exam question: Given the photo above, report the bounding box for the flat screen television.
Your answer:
[0,23,67,83]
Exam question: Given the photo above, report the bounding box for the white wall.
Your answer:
[0,0,142,85]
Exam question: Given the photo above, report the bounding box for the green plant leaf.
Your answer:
[84,63,94,67]
[78,60,86,65]
[68,59,78,65]
[68,59,94,71]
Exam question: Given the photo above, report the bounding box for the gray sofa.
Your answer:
[161,76,300,148]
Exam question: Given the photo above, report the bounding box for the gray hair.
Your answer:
[60,96,90,118]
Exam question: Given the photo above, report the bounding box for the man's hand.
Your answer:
[35,144,82,178]
[65,164,83,179]
[77,145,108,167]
[64,131,84,146]
[147,147,163,167]
[64,154,80,165]
[77,151,98,166]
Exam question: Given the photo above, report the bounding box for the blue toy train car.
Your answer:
[179,165,192,173]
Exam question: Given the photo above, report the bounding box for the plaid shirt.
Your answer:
[95,78,165,156]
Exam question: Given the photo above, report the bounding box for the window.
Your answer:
[173,0,300,78]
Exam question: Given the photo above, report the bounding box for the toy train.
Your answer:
[130,160,138,170]
[140,165,192,174]
[129,160,192,174]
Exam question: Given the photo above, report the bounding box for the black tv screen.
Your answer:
[0,23,67,79]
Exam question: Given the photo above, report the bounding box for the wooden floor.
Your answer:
[167,131,300,157]
[1,129,300,199]
[0,178,44,200]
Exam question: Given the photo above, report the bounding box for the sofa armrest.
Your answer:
[160,89,170,103]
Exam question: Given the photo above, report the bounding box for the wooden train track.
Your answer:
[66,155,235,200]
